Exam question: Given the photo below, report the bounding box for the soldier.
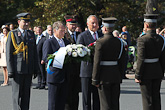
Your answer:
[92,17,125,110]
[135,14,165,110]
[64,15,81,110]
[6,13,38,110]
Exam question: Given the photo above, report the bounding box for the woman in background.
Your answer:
[0,27,9,86]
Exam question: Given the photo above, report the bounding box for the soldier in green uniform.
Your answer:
[135,14,165,110]
[92,17,126,110]
[6,13,38,110]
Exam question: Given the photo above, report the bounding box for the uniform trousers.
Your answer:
[140,79,162,110]
[12,73,32,110]
[48,81,67,110]
[98,83,120,110]
[81,77,100,110]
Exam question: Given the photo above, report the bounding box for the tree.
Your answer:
[146,0,158,14]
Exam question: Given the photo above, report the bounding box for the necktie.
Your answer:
[59,39,64,47]
[93,32,97,40]
[36,36,41,44]
[22,30,25,37]
[72,34,76,42]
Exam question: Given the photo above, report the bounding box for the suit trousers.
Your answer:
[38,63,46,86]
[65,63,80,110]
[48,81,67,110]
[81,77,100,110]
[140,79,162,110]
[66,72,80,110]
[12,73,32,110]
[98,83,120,110]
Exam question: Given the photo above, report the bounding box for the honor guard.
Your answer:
[6,13,38,110]
[92,17,126,110]
[135,14,165,110]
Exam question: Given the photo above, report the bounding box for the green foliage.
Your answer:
[0,0,164,45]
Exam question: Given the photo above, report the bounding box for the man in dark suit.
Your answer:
[6,13,38,110]
[42,21,70,110]
[64,15,81,110]
[92,17,126,110]
[33,26,47,89]
[45,25,53,39]
[77,15,102,110]
[135,14,165,110]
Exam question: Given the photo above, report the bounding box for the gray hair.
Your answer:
[47,25,52,29]
[87,15,98,23]
[53,21,64,30]
[112,30,119,37]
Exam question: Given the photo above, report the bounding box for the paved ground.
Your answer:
[0,68,165,110]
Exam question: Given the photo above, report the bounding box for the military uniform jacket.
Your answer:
[135,30,165,80]
[92,33,125,85]
[6,28,38,74]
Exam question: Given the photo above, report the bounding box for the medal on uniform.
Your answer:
[18,32,21,37]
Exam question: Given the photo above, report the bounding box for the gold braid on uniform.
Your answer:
[8,32,28,64]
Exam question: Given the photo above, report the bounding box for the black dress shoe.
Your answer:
[33,85,40,89]
[8,72,14,78]
[39,86,45,90]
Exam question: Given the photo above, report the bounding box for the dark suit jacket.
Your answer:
[42,37,70,83]
[92,33,126,85]
[37,35,49,62]
[6,28,38,74]
[64,31,80,44]
[77,30,103,77]
[135,30,165,80]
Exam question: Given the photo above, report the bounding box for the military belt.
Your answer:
[144,58,159,63]
[100,61,118,66]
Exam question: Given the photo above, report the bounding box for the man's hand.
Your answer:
[135,79,141,83]
[41,60,45,64]
[8,72,14,78]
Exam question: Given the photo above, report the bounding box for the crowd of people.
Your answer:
[0,12,165,110]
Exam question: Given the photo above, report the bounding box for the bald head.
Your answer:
[122,26,127,32]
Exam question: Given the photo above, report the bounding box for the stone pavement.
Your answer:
[0,68,165,110]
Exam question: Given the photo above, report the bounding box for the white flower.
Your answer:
[72,44,77,49]
[67,47,72,53]
[77,44,83,48]
[72,52,78,57]
[77,48,85,57]
[66,44,72,48]
[68,51,72,56]
[87,49,91,56]
[83,50,87,55]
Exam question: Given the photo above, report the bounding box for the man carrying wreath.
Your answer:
[42,21,70,110]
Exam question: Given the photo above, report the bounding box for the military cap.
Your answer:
[64,15,78,24]
[102,17,117,28]
[16,13,31,21]
[144,14,158,23]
